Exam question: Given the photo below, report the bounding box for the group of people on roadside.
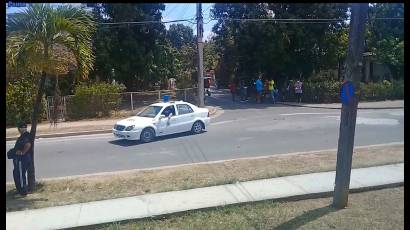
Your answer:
[229,74,303,104]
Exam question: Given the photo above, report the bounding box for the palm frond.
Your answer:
[6,3,96,79]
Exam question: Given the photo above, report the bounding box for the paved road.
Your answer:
[6,91,404,181]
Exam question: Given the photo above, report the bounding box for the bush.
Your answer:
[360,80,403,101]
[303,77,342,103]
[6,77,47,127]
[176,74,194,89]
[300,78,403,103]
[66,83,124,120]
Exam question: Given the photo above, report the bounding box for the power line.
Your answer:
[97,16,403,28]
[202,16,403,24]
[99,18,195,25]
[372,17,404,20]
[222,17,402,21]
[204,18,215,24]
[207,18,345,25]
[224,18,345,22]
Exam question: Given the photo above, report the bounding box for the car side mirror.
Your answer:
[159,115,166,120]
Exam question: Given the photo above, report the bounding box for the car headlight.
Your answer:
[125,125,135,131]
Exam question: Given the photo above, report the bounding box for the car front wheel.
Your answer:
[140,128,155,143]
[191,121,204,134]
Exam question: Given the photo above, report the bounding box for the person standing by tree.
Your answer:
[9,122,32,196]
[295,79,303,103]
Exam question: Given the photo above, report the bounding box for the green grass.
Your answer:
[6,144,403,213]
[94,187,403,230]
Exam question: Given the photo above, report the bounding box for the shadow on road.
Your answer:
[108,131,207,147]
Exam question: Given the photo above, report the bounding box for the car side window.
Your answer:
[177,104,194,115]
[161,105,176,117]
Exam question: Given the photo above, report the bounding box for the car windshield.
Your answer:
[137,106,163,118]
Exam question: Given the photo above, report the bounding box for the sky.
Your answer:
[6,3,217,41]
[163,3,216,41]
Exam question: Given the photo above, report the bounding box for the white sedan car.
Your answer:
[112,101,211,143]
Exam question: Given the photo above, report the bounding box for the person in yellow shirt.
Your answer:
[268,79,275,103]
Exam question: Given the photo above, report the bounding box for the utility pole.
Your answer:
[196,3,205,107]
[333,3,368,209]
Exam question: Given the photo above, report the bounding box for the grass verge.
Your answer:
[6,144,403,212]
[95,186,404,230]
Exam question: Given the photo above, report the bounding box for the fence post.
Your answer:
[158,90,161,101]
[184,89,187,101]
[130,92,134,112]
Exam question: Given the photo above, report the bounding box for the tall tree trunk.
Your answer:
[28,72,47,191]
[28,43,49,192]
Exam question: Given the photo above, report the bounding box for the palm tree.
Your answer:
[6,4,96,191]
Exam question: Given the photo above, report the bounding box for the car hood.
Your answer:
[116,116,155,128]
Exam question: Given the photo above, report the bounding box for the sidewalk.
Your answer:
[278,100,403,109]
[6,163,403,230]
[6,106,219,141]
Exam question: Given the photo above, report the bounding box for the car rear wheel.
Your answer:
[191,121,204,134]
[140,128,155,143]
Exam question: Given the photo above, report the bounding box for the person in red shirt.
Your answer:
[204,78,211,96]
[229,81,236,102]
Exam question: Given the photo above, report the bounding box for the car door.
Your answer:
[157,105,179,135]
[176,104,196,132]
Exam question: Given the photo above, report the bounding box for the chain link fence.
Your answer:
[47,88,199,121]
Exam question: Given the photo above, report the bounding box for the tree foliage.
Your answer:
[91,3,175,90]
[6,4,96,79]
[211,3,349,86]
[366,3,404,79]
[91,4,201,90]
[166,24,198,88]
[204,40,219,71]
[6,77,47,126]
[167,23,195,49]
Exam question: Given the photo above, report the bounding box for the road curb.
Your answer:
[6,129,112,141]
[6,108,220,141]
[277,102,403,110]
